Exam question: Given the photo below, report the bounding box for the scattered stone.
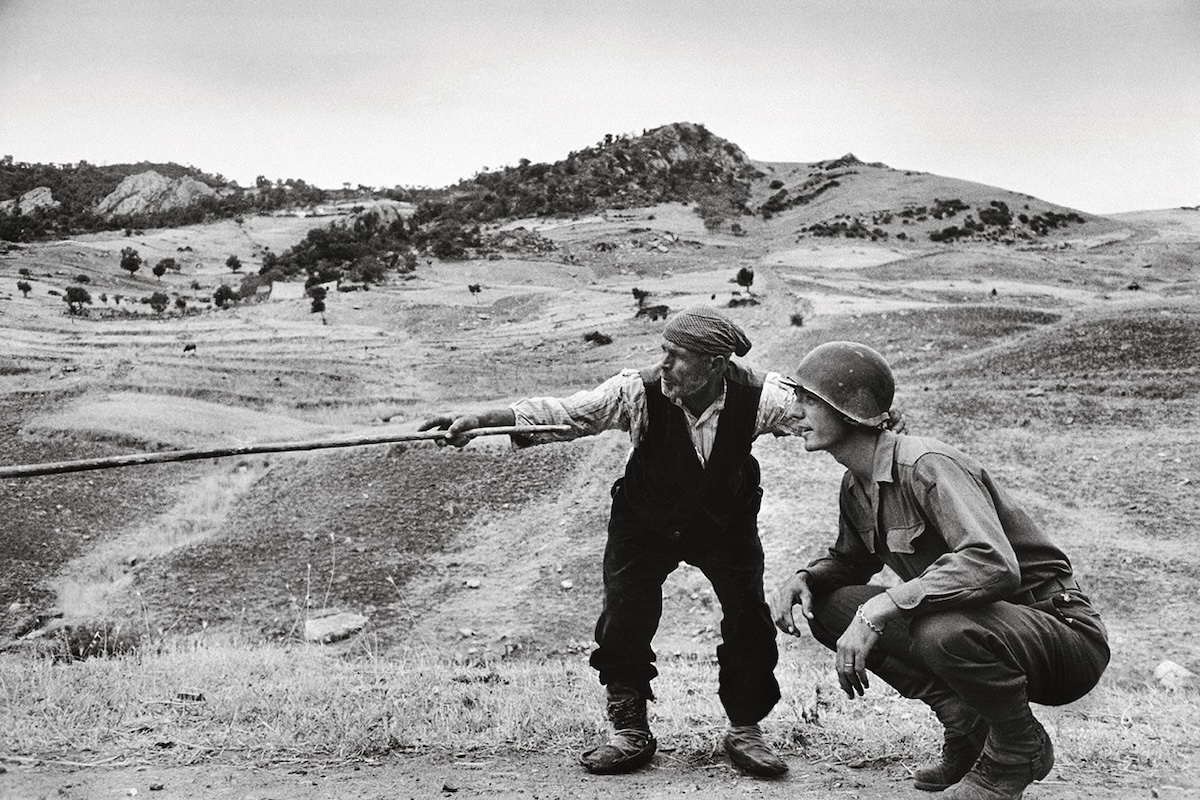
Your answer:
[465,578,482,589]
[303,611,369,643]
[1155,660,1196,691]
[560,579,574,591]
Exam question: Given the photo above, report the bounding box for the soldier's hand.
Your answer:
[419,414,480,448]
[770,572,813,637]
[885,405,907,434]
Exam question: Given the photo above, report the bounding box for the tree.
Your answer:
[16,280,31,297]
[735,266,755,294]
[64,285,92,315]
[153,257,176,280]
[213,284,236,308]
[226,254,242,273]
[309,285,327,323]
[148,291,169,313]
[174,296,187,312]
[119,247,142,276]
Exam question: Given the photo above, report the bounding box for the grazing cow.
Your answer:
[635,304,670,321]
[583,331,613,346]
[183,343,197,354]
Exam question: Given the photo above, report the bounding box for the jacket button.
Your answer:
[671,530,682,540]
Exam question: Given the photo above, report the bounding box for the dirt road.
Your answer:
[1,752,1183,800]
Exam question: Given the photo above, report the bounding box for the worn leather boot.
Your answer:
[723,723,788,778]
[579,684,656,775]
[943,714,1054,800]
[913,703,989,791]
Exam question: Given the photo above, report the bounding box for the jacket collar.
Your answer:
[848,430,900,553]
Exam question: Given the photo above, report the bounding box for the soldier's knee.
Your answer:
[910,612,975,664]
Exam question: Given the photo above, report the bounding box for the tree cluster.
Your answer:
[263,210,420,286]
[412,123,758,233]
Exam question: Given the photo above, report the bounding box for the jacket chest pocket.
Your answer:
[885,520,925,554]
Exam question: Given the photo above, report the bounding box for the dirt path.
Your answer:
[1,752,1182,800]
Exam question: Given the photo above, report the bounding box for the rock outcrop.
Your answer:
[0,186,61,216]
[95,170,216,217]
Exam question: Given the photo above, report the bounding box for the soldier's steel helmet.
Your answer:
[792,341,895,427]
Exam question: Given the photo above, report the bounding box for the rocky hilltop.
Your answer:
[422,121,759,224]
[0,186,61,216]
[94,170,217,217]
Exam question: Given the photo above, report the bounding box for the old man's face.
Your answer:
[659,340,722,404]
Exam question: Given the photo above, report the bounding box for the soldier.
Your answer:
[771,341,1109,800]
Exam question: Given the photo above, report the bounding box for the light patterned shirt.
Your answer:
[510,367,802,466]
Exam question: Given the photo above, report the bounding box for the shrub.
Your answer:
[119,246,141,276]
[64,285,92,314]
[148,291,169,313]
[213,284,236,308]
[53,622,140,662]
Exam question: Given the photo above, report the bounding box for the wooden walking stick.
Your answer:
[0,424,572,479]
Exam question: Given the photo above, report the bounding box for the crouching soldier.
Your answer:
[771,342,1109,800]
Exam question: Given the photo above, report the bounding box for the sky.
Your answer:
[1,0,1197,214]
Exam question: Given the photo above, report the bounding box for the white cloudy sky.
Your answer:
[1,0,1196,213]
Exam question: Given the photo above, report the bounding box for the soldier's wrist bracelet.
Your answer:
[856,604,885,636]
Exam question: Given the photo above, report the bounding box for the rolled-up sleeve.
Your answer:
[884,453,1022,613]
[757,372,804,437]
[509,369,645,447]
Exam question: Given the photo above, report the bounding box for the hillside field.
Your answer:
[1,196,1198,799]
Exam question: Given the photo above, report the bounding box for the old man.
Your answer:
[422,306,801,777]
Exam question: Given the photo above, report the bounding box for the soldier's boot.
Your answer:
[579,684,656,775]
[913,699,989,791]
[943,704,1054,800]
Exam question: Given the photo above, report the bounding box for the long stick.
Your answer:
[0,425,572,479]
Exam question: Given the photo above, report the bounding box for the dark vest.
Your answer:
[617,362,764,536]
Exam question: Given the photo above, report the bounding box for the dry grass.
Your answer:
[1,638,1195,781]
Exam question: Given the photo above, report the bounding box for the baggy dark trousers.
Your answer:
[589,501,781,725]
[807,584,1110,720]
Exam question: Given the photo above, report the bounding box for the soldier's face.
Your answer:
[794,389,852,451]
